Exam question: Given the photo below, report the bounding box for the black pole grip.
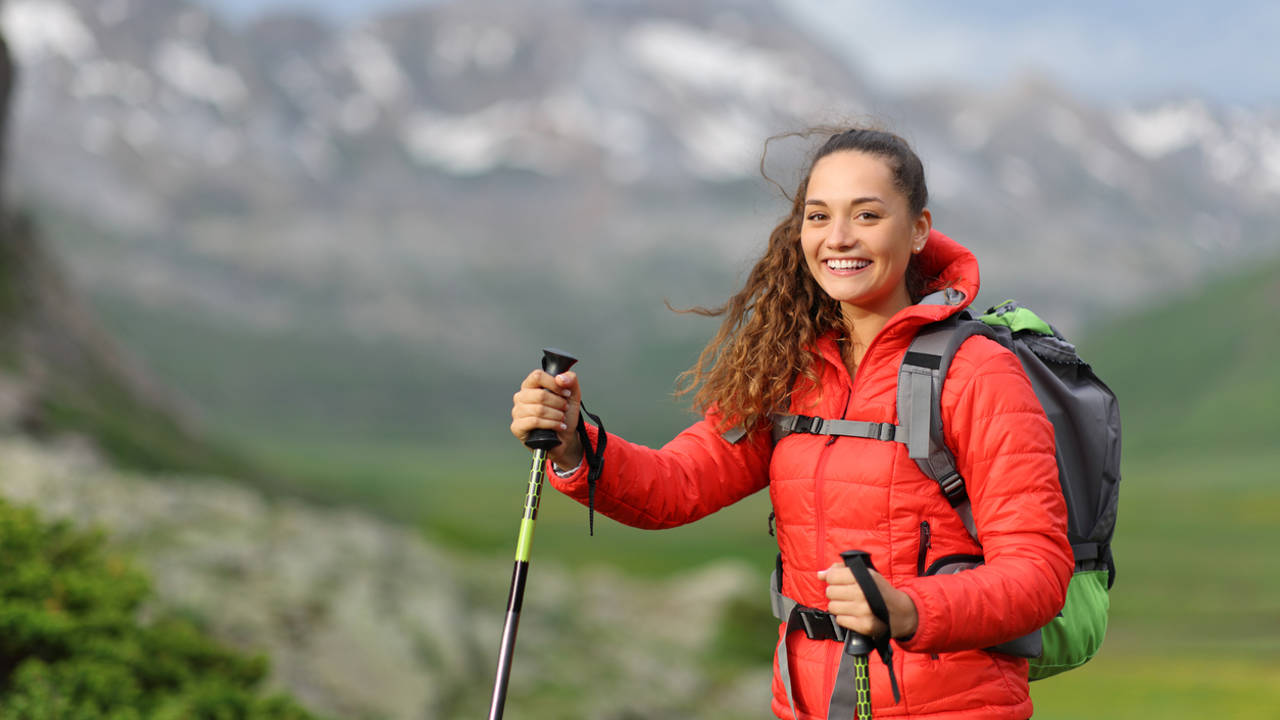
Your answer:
[839,550,876,656]
[525,348,579,450]
[840,549,902,704]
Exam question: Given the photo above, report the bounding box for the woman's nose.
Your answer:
[825,217,855,248]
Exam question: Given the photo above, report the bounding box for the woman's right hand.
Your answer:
[511,369,584,470]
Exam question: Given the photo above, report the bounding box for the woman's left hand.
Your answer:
[820,562,919,640]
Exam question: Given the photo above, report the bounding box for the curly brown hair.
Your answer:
[675,127,931,432]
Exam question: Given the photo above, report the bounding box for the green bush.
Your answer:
[0,499,319,719]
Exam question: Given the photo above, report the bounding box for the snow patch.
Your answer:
[1114,102,1280,191]
[343,32,408,104]
[624,20,835,178]
[624,20,817,110]
[402,93,649,178]
[1112,102,1216,160]
[1257,130,1280,195]
[1,0,97,62]
[542,88,648,172]
[402,104,524,175]
[678,105,763,181]
[153,40,249,112]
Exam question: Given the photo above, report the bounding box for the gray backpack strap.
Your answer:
[769,568,801,720]
[898,317,1001,542]
[771,413,901,443]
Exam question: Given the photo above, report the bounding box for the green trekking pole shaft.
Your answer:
[488,348,578,720]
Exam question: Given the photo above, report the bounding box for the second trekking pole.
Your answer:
[828,550,902,720]
[487,348,578,720]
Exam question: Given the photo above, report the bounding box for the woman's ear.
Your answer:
[912,209,933,253]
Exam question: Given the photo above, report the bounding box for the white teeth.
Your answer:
[828,258,870,270]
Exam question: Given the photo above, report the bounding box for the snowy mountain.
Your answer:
[3,0,1278,440]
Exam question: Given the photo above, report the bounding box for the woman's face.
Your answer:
[800,150,931,322]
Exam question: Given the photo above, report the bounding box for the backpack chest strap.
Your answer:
[770,413,902,444]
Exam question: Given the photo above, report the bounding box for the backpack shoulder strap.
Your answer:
[899,313,1003,542]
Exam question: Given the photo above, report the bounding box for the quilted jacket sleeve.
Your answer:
[896,337,1073,653]
[547,415,773,529]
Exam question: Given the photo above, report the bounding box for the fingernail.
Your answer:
[816,570,827,579]
[557,373,570,383]
[560,423,567,430]
[562,389,572,397]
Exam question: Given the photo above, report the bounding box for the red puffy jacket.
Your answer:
[550,230,1072,719]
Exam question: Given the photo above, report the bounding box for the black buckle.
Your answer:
[938,471,966,504]
[797,607,845,641]
[876,423,897,442]
[797,415,824,435]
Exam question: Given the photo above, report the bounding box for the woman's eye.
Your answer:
[806,212,828,222]
[855,211,879,221]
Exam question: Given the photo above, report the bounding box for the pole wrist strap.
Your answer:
[575,402,607,536]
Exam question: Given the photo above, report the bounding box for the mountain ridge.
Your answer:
[3,0,1278,443]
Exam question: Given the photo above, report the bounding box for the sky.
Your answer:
[193,0,1279,109]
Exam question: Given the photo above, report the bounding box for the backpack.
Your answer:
[771,299,1121,680]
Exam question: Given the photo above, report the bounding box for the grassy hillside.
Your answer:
[0,213,262,481]
[1032,257,1280,718]
[1078,254,1280,458]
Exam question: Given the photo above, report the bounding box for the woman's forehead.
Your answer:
[806,151,899,200]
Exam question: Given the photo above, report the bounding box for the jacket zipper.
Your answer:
[813,388,852,568]
[812,435,837,566]
[917,520,932,576]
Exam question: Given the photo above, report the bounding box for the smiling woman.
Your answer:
[509,126,1072,720]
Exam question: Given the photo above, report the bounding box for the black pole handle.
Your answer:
[839,550,876,655]
[840,549,901,704]
[525,348,579,450]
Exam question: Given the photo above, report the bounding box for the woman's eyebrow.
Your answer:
[804,196,884,206]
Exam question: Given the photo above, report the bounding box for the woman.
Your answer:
[510,128,1072,719]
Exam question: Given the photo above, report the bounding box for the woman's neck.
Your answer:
[839,295,913,370]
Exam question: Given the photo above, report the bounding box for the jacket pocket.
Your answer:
[916,521,932,576]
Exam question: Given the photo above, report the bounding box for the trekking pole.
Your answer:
[838,552,875,720]
[832,550,901,720]
[488,348,578,720]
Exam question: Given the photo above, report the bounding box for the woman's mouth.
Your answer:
[826,258,871,271]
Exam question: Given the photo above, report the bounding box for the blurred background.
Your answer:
[0,0,1277,717]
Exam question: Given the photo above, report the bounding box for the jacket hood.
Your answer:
[862,227,982,340]
[917,227,980,313]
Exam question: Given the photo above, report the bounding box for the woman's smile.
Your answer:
[825,258,872,272]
